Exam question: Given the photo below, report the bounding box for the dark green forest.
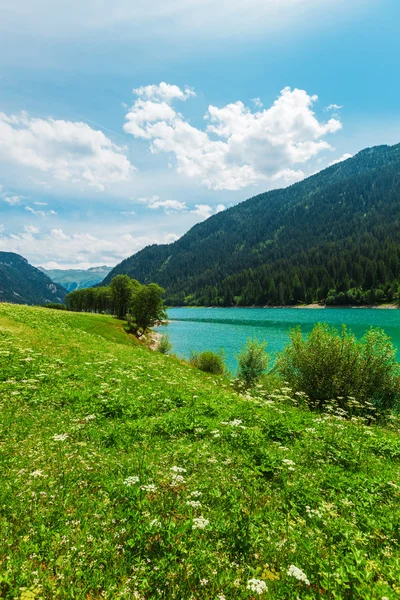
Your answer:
[102,144,400,306]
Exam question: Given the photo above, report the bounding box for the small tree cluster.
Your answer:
[66,275,166,333]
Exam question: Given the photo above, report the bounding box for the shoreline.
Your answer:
[165,303,399,310]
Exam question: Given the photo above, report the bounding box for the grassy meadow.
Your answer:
[0,303,399,599]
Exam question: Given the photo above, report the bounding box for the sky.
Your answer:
[0,0,399,269]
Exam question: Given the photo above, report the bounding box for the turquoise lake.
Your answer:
[157,307,400,371]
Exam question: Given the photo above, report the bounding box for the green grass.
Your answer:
[0,303,399,599]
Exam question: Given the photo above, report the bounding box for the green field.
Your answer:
[1,304,399,599]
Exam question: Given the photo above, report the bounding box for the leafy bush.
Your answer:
[276,323,400,416]
[157,334,172,354]
[236,338,269,387]
[45,303,67,310]
[189,350,225,374]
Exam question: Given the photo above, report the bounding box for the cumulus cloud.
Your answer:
[191,203,225,219]
[133,82,195,103]
[0,226,177,268]
[329,152,352,166]
[124,83,342,191]
[0,111,134,191]
[134,195,187,213]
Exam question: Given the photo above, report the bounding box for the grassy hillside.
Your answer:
[0,304,399,599]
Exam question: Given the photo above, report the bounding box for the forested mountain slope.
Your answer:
[103,143,400,306]
[0,252,66,305]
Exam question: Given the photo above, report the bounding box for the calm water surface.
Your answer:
[157,307,400,371]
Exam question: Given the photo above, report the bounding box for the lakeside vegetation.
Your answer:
[65,275,166,335]
[1,303,400,599]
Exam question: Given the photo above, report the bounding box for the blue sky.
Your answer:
[0,0,399,268]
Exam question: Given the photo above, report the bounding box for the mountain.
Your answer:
[0,252,67,305]
[103,143,400,306]
[39,265,112,292]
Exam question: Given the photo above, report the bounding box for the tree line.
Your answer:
[65,275,166,332]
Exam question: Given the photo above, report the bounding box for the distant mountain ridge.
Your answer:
[39,265,112,292]
[102,143,400,306]
[0,253,66,305]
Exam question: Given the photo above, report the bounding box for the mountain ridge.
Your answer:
[102,143,400,306]
[0,252,67,305]
[40,265,113,292]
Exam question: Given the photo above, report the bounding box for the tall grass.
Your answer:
[0,304,399,599]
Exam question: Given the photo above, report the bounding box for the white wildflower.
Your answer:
[282,459,295,466]
[83,414,96,421]
[149,518,161,528]
[246,578,268,595]
[229,419,243,427]
[190,490,202,497]
[170,466,187,473]
[287,564,310,585]
[52,433,68,442]
[170,474,186,486]
[30,470,44,478]
[141,484,157,493]
[192,516,209,530]
[186,500,202,508]
[123,476,139,486]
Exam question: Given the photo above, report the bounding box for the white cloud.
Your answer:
[0,110,134,191]
[25,205,46,217]
[191,203,225,219]
[329,153,352,166]
[124,84,342,191]
[51,228,69,240]
[0,227,176,268]
[251,97,263,108]
[191,204,213,218]
[0,186,24,205]
[133,82,195,103]
[34,201,48,206]
[165,232,180,243]
[24,225,40,234]
[134,195,187,213]
[325,103,343,111]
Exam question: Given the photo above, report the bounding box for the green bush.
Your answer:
[157,334,172,354]
[236,338,269,387]
[189,350,225,374]
[276,323,400,416]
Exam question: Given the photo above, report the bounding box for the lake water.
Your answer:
[157,307,400,371]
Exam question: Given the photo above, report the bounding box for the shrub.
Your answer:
[45,303,67,310]
[157,334,172,354]
[189,350,225,374]
[236,338,269,387]
[276,323,400,416]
